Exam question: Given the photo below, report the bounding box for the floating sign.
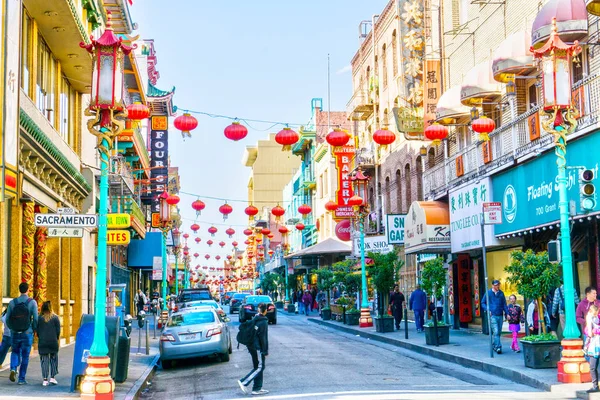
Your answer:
[47,227,84,238]
[107,213,131,229]
[34,214,97,228]
[107,230,131,246]
[385,214,406,245]
[482,202,502,225]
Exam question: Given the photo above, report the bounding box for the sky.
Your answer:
[130,1,389,260]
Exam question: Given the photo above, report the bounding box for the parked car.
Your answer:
[177,287,212,304]
[229,293,250,314]
[179,300,227,320]
[221,291,237,305]
[159,307,232,369]
[239,295,277,324]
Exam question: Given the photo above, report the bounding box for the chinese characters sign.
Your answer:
[150,115,169,214]
[47,228,84,238]
[424,60,441,129]
[528,112,540,141]
[457,255,472,323]
[333,146,355,219]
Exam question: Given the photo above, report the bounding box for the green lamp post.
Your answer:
[172,229,181,298]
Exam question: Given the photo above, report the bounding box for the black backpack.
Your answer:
[8,298,32,333]
[236,318,256,348]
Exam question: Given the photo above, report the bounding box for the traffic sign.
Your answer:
[34,214,97,228]
[47,227,84,238]
[107,214,131,229]
[482,202,502,225]
[107,230,131,245]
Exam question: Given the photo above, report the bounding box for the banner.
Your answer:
[424,60,441,129]
[333,146,355,219]
[150,115,169,213]
[457,254,472,323]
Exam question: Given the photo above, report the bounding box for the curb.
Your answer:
[308,318,551,392]
[124,353,160,400]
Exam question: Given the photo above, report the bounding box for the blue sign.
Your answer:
[492,132,600,235]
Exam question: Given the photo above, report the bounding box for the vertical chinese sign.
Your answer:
[457,254,472,323]
[424,60,441,130]
[150,115,169,225]
[333,146,355,220]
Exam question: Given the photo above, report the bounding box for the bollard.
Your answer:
[153,313,156,339]
[404,304,409,340]
[137,325,142,354]
[145,322,150,355]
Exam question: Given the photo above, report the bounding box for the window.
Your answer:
[323,167,328,197]
[385,176,391,215]
[318,174,323,198]
[382,43,387,88]
[60,76,72,140]
[572,48,587,85]
[395,169,402,212]
[404,164,412,207]
[459,0,469,25]
[36,36,57,125]
[392,30,398,76]
[416,157,423,200]
[21,11,31,93]
[428,148,435,169]
[527,83,538,110]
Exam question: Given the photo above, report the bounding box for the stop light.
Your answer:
[580,169,596,212]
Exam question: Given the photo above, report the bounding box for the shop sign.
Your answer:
[392,107,424,134]
[492,132,600,235]
[107,230,131,246]
[150,115,169,213]
[333,146,355,219]
[353,235,393,256]
[405,202,450,253]
[152,256,162,280]
[448,264,455,316]
[449,178,499,253]
[385,214,406,245]
[107,213,131,229]
[423,60,441,130]
[335,219,352,241]
[458,255,473,323]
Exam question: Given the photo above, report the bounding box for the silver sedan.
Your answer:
[159,307,232,368]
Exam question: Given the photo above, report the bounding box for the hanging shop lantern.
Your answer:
[237,255,244,260]
[191,199,206,216]
[295,222,305,231]
[261,228,271,235]
[325,201,339,212]
[225,228,235,238]
[268,249,274,257]
[126,102,150,122]
[267,233,274,240]
[278,226,289,235]
[205,254,210,260]
[348,195,364,207]
[173,112,198,139]
[271,205,285,222]
[372,128,396,147]
[275,127,299,151]
[244,205,259,219]
[193,252,199,258]
[158,192,170,223]
[219,203,233,221]
[195,237,201,244]
[232,241,239,247]
[256,237,263,243]
[190,223,200,233]
[208,226,218,236]
[219,241,226,248]
[424,123,449,145]
[243,228,253,236]
[471,116,496,142]
[215,255,221,261]
[207,239,214,247]
[224,121,248,141]
[226,255,233,260]
[183,250,189,257]
[182,233,190,240]
[244,240,251,245]
[298,204,312,219]
[325,128,351,150]
[166,194,180,205]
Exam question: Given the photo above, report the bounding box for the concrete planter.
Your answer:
[374,316,395,333]
[520,340,561,369]
[424,325,450,345]
[346,312,360,326]
[321,309,332,321]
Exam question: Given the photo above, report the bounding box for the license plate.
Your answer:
[182,333,198,341]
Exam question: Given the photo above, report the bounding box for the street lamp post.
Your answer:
[79,12,130,399]
[172,229,181,298]
[350,168,373,328]
[532,17,584,383]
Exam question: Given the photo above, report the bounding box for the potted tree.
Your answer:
[345,307,361,325]
[368,251,404,333]
[421,257,450,345]
[316,268,335,320]
[505,250,561,369]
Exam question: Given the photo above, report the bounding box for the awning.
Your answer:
[492,31,535,83]
[404,201,451,254]
[127,231,164,269]
[435,85,471,124]
[284,237,351,259]
[460,60,502,107]
[531,0,588,48]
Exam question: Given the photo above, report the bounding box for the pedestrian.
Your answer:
[332,287,340,301]
[302,290,312,316]
[435,296,444,322]
[506,295,523,353]
[409,285,427,332]
[238,303,269,396]
[6,282,38,384]
[311,287,318,312]
[0,307,12,366]
[273,291,278,302]
[37,301,60,386]
[389,285,405,331]
[546,285,559,337]
[527,299,550,335]
[481,279,508,354]
[585,304,600,393]
[316,290,326,314]
[576,287,600,338]
[552,283,580,340]
[134,289,148,315]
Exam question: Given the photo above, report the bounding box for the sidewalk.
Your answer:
[0,322,159,400]
[306,313,591,398]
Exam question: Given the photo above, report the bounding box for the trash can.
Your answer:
[80,314,122,380]
[70,322,109,392]
[113,327,131,383]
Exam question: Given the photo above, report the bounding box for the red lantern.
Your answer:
[224,121,248,141]
[296,222,305,231]
[193,252,199,258]
[271,205,285,222]
[348,195,364,207]
[173,112,198,139]
[219,203,233,221]
[219,241,226,248]
[325,201,339,212]
[245,205,258,218]
[244,240,251,245]
[225,228,235,238]
[182,233,190,240]
[205,254,210,260]
[298,204,312,218]
[267,233,274,240]
[207,239,214,247]
[208,226,218,236]
[326,128,351,149]
[166,194,180,205]
[237,255,243,260]
[278,226,289,234]
[215,255,221,261]
[268,250,274,257]
[243,228,253,236]
[275,127,299,151]
[191,199,206,216]
[256,237,262,243]
[227,255,233,260]
[190,223,200,233]
[261,228,271,235]
[424,123,449,145]
[373,128,396,146]
[183,250,189,257]
[471,116,496,142]
[195,237,201,244]
[126,102,150,121]
[232,241,239,247]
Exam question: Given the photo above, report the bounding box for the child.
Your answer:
[37,301,60,386]
[507,295,523,353]
[585,305,600,393]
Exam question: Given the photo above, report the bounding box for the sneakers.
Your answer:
[495,348,502,354]
[42,380,49,387]
[49,378,58,385]
[9,370,16,382]
[587,387,599,393]
[238,380,249,395]
[17,380,27,385]
[251,389,269,395]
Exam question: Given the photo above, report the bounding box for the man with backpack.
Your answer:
[553,283,581,339]
[6,282,38,384]
[237,303,269,396]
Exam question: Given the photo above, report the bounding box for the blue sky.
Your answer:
[131,1,388,259]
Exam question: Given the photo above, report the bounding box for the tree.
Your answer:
[260,272,281,294]
[368,251,405,317]
[504,250,560,334]
[315,268,335,307]
[421,257,446,300]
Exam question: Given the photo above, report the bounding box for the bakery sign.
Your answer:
[333,146,355,219]
[404,201,450,254]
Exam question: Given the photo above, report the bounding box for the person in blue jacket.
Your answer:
[481,279,509,354]
[409,285,427,332]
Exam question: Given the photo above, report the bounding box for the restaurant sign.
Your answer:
[404,201,450,254]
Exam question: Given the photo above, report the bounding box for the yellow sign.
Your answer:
[107,230,131,246]
[151,115,168,130]
[107,214,131,229]
[151,213,161,228]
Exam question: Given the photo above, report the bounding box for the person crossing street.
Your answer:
[238,303,269,396]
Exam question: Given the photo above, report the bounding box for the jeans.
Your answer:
[414,310,425,331]
[490,315,504,350]
[298,302,304,314]
[0,335,11,365]
[304,304,310,316]
[591,356,599,389]
[11,332,33,382]
[241,349,265,391]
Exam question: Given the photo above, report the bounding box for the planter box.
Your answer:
[346,313,360,326]
[287,304,296,314]
[374,316,395,333]
[520,340,562,369]
[275,301,284,309]
[424,325,450,345]
[321,309,332,321]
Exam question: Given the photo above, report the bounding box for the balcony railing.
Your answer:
[423,74,600,198]
[346,90,374,120]
[110,156,135,195]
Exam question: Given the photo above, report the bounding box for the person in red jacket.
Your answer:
[576,287,600,337]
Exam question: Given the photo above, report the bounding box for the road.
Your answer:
[141,308,575,400]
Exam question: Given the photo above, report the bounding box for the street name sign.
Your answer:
[34,214,97,228]
[107,230,131,245]
[107,213,131,229]
[482,202,502,225]
[47,227,84,238]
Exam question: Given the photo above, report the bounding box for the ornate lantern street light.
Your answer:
[172,229,182,296]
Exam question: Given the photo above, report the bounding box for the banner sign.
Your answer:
[150,115,169,213]
[333,146,355,219]
[457,254,473,323]
[424,60,441,129]
[385,214,406,245]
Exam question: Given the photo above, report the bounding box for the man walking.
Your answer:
[390,285,405,331]
[134,289,148,315]
[6,282,38,384]
[552,282,580,340]
[481,279,508,354]
[409,285,427,332]
[238,303,269,396]
[576,286,600,337]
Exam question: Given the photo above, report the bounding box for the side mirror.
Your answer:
[224,317,231,323]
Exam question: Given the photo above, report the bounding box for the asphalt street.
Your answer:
[141,308,576,400]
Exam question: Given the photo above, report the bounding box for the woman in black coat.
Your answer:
[37,301,60,386]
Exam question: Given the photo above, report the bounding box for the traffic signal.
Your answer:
[580,169,596,212]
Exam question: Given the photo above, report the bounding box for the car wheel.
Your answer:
[220,352,230,362]
[161,360,172,369]
[229,341,233,354]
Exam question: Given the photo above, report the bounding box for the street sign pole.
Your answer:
[481,202,502,359]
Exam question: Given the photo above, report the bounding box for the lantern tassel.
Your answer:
[478,133,490,142]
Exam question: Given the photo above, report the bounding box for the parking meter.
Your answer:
[124,314,133,337]
[137,310,146,328]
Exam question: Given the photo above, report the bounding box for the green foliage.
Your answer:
[504,250,560,301]
[425,321,449,327]
[286,273,299,291]
[346,307,361,314]
[521,333,559,342]
[421,257,446,299]
[315,268,335,291]
[336,297,351,306]
[344,274,362,295]
[260,272,281,293]
[368,251,404,317]
[331,260,361,295]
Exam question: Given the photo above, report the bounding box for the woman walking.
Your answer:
[37,301,60,386]
[507,295,523,353]
[585,305,600,393]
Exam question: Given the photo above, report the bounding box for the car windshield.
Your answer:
[233,294,249,299]
[179,292,211,302]
[246,295,272,304]
[167,311,215,327]
[185,300,219,309]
